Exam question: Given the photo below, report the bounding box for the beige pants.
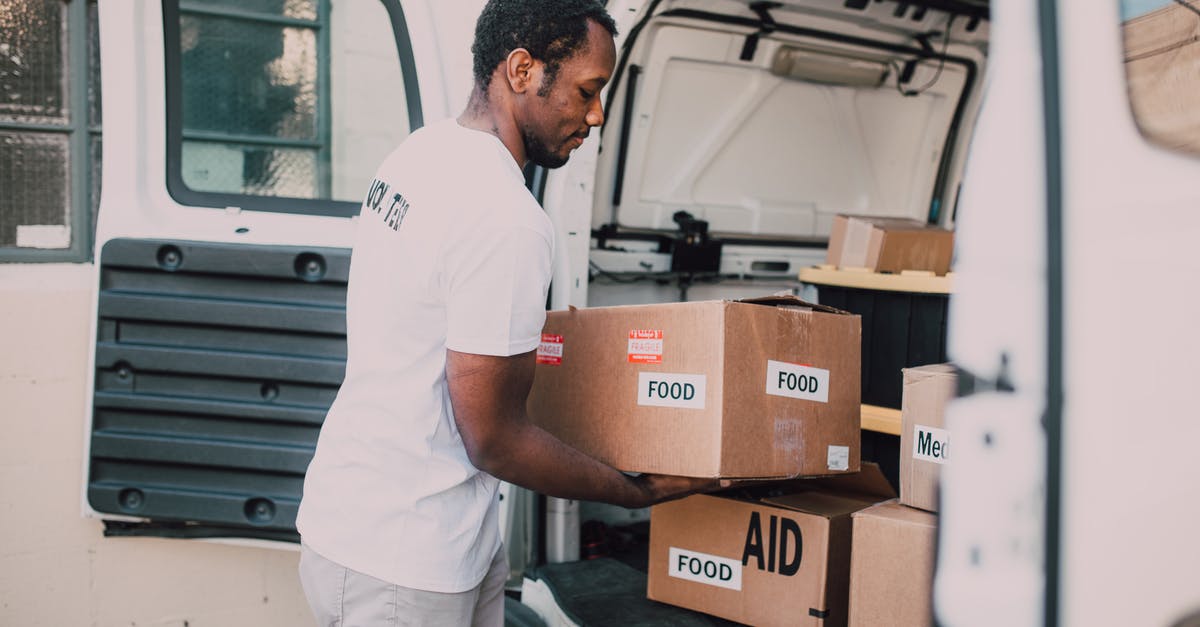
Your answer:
[299,544,508,627]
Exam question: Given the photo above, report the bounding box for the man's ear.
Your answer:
[505,48,540,94]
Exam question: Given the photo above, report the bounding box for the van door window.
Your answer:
[165,0,421,216]
[1121,0,1200,155]
[0,0,102,262]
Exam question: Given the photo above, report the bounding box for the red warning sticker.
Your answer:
[628,329,664,364]
[537,333,564,365]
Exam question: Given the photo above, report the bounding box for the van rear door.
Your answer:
[86,0,460,540]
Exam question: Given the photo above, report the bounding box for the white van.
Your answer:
[1,0,1196,625]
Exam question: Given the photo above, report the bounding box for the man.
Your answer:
[296,2,718,625]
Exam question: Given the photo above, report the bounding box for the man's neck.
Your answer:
[457,87,527,169]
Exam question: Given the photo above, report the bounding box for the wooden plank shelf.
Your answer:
[861,403,901,436]
[799,265,953,294]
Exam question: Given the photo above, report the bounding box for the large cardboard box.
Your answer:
[848,500,938,627]
[899,364,957,512]
[647,464,896,627]
[527,296,862,479]
[825,215,954,275]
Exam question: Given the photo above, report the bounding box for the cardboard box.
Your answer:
[647,464,896,627]
[825,215,954,275]
[848,500,938,627]
[527,296,862,478]
[899,364,957,512]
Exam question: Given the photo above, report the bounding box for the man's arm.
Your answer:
[445,348,718,509]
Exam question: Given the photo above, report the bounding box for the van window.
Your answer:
[1121,0,1200,155]
[0,0,102,262]
[165,0,421,216]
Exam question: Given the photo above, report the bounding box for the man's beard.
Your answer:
[522,127,569,169]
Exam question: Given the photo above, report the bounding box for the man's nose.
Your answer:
[585,98,604,127]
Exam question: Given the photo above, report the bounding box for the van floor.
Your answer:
[517,521,743,626]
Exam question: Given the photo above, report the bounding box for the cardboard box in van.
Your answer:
[899,364,957,512]
[825,215,954,275]
[527,296,861,479]
[647,464,896,627]
[848,500,938,627]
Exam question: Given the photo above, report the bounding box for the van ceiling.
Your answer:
[596,0,988,241]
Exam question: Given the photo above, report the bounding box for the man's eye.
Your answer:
[580,89,594,99]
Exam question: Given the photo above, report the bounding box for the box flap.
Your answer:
[798,461,896,499]
[761,490,884,519]
[837,215,941,233]
[902,362,957,383]
[852,499,938,528]
[737,293,852,316]
[716,463,894,517]
[739,462,893,498]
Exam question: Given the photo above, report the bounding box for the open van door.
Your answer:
[85,0,459,541]
[935,1,1200,625]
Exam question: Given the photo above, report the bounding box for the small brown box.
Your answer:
[825,215,954,275]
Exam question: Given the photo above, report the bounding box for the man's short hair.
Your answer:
[471,0,618,93]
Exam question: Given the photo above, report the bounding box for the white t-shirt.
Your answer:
[297,118,554,592]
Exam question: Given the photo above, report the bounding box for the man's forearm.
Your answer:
[469,419,650,508]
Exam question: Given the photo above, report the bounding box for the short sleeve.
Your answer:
[444,223,552,356]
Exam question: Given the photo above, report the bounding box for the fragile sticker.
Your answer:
[765,360,830,403]
[628,329,664,364]
[912,424,949,464]
[827,445,850,471]
[536,333,563,365]
[637,372,706,409]
[668,547,742,591]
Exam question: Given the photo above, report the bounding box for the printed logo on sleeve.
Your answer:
[668,547,742,591]
[536,334,564,365]
[765,360,830,403]
[913,425,950,464]
[637,372,706,409]
[628,329,664,364]
[364,178,411,232]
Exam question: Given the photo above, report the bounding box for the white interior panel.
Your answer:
[609,22,967,238]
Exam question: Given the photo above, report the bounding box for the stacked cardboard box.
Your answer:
[526,298,966,625]
[527,295,862,479]
[846,363,955,626]
[848,500,938,626]
[648,464,896,627]
[899,363,956,512]
[825,215,954,275]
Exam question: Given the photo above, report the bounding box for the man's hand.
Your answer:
[621,474,724,509]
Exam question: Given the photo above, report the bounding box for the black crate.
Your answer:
[815,285,949,409]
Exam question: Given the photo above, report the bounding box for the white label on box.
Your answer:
[668,547,742,591]
[912,424,950,464]
[765,360,830,403]
[827,445,850,471]
[637,372,706,409]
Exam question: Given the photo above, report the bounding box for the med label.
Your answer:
[913,424,950,463]
[637,372,706,409]
[765,360,830,403]
[668,547,742,591]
